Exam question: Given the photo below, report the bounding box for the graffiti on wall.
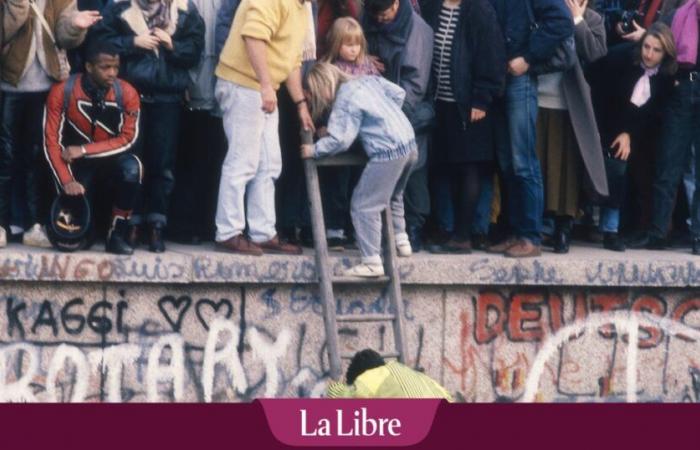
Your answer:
[0,284,426,402]
[0,284,699,403]
[442,290,700,403]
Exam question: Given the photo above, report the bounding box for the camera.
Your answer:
[619,10,643,34]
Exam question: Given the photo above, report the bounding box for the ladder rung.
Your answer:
[336,313,396,323]
[331,276,390,284]
[341,351,399,360]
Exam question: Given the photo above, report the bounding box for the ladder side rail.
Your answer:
[382,208,409,363]
[302,131,343,380]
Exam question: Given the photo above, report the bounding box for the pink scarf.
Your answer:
[671,0,700,66]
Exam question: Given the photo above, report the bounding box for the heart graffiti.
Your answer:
[157,295,192,332]
[195,298,234,331]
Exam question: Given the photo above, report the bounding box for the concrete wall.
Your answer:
[0,248,699,403]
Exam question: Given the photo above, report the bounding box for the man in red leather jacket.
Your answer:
[44,41,142,255]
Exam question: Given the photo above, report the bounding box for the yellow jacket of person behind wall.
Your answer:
[215,0,309,91]
[326,361,453,401]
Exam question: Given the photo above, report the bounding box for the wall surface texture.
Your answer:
[0,248,699,403]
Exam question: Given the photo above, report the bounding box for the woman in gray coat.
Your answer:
[535,0,609,253]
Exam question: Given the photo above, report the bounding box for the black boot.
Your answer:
[149,222,166,253]
[693,237,700,255]
[553,216,572,254]
[126,224,141,248]
[553,229,570,254]
[627,232,667,250]
[603,232,626,252]
[106,217,134,255]
[408,226,423,253]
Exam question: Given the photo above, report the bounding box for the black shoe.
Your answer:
[471,233,489,251]
[627,232,666,250]
[106,217,134,255]
[693,237,700,255]
[553,229,570,254]
[149,223,166,253]
[168,231,202,245]
[408,227,423,253]
[126,224,141,248]
[327,237,346,251]
[603,232,626,252]
[299,227,314,248]
[278,226,299,245]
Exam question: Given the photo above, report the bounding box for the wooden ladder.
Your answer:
[301,130,408,380]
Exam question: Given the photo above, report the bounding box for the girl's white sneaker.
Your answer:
[397,242,412,257]
[342,263,385,278]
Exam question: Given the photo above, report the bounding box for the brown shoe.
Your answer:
[442,239,472,254]
[216,234,263,256]
[487,236,518,254]
[258,235,303,255]
[504,239,541,258]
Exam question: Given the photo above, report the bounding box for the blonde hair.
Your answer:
[322,17,369,64]
[305,62,352,121]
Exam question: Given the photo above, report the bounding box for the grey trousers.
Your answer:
[351,150,417,264]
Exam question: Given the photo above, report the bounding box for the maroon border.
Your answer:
[0,402,697,449]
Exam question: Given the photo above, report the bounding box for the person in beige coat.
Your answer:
[0,0,100,248]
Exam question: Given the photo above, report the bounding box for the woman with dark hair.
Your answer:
[588,22,677,251]
[536,0,609,254]
[422,0,506,253]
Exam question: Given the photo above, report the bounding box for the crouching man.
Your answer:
[44,41,141,255]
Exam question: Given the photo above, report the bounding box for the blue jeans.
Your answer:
[599,207,619,233]
[651,78,700,238]
[496,74,543,244]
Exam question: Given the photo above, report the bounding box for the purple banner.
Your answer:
[0,403,698,449]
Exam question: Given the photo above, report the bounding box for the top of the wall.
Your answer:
[1,243,699,287]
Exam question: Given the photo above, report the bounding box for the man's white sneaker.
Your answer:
[23,223,52,248]
[342,263,385,278]
[397,242,412,257]
[0,227,6,248]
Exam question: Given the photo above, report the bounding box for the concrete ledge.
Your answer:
[2,243,700,287]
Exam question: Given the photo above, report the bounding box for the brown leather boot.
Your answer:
[487,236,518,254]
[504,239,542,258]
[258,235,303,255]
[216,234,263,256]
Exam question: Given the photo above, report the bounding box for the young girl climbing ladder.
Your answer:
[301,63,417,277]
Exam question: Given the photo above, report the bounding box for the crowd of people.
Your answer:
[2,0,700,274]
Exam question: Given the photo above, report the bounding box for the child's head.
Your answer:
[305,62,351,121]
[324,17,368,64]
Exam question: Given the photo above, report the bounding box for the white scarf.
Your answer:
[630,65,659,107]
[301,2,316,62]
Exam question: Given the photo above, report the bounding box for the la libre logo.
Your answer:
[300,407,402,437]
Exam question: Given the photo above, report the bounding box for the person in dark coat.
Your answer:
[363,0,434,251]
[589,23,676,251]
[485,0,574,258]
[536,0,609,254]
[629,0,700,254]
[90,0,205,253]
[168,0,227,244]
[422,0,506,253]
